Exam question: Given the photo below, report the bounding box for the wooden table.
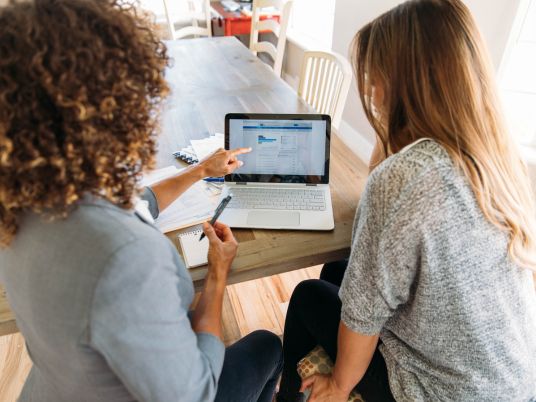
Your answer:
[0,37,366,336]
[211,2,280,36]
[159,37,366,288]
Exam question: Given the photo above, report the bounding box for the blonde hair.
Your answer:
[352,0,536,270]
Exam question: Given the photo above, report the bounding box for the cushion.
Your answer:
[297,345,365,402]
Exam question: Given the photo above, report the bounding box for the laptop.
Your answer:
[219,113,334,230]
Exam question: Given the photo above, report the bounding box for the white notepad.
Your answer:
[178,229,209,268]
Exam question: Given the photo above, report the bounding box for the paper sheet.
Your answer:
[140,166,219,233]
[190,133,224,161]
[156,180,216,232]
[140,166,181,188]
[178,229,209,268]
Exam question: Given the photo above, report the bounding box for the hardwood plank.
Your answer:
[224,266,322,343]
[263,266,322,305]
[0,333,32,401]
[0,287,17,337]
[227,278,284,337]
[221,290,242,346]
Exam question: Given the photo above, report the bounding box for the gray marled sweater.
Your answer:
[339,139,536,401]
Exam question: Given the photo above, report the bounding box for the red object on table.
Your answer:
[211,2,280,36]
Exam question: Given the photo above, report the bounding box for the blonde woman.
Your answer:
[276,0,536,401]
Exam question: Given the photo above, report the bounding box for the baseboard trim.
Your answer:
[336,120,373,164]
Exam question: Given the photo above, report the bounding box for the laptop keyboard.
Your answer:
[227,187,326,211]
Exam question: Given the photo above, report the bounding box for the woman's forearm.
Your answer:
[332,322,380,394]
[191,271,227,339]
[148,147,251,213]
[148,164,206,212]
[191,221,237,340]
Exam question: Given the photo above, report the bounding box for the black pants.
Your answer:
[215,330,283,402]
[277,260,395,402]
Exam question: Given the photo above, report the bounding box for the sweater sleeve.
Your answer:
[339,166,430,335]
[140,187,159,219]
[89,236,224,402]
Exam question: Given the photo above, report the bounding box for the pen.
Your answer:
[199,194,233,241]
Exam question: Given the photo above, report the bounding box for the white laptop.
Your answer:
[219,113,334,231]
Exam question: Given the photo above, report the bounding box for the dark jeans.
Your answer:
[216,330,283,402]
[277,260,395,402]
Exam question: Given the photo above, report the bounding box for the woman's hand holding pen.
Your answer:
[203,221,238,282]
[192,220,237,339]
[199,147,252,178]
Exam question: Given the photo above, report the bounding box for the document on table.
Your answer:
[190,133,224,161]
[140,166,218,233]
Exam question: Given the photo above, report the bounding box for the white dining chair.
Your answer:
[298,50,352,130]
[249,0,293,77]
[163,0,212,40]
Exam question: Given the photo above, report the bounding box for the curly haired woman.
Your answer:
[0,1,282,401]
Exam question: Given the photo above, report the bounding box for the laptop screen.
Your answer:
[225,113,330,184]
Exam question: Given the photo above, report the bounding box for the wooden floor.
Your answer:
[0,266,322,401]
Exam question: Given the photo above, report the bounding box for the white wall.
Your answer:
[281,39,307,90]
[331,0,522,163]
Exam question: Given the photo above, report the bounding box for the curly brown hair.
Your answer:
[0,0,169,246]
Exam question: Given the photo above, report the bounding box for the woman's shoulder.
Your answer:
[364,139,461,218]
[370,139,454,191]
[10,195,174,275]
[0,197,185,344]
[71,196,166,251]
[376,139,451,179]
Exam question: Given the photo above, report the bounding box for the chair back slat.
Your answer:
[298,51,352,130]
[163,0,212,40]
[252,42,278,61]
[249,0,293,76]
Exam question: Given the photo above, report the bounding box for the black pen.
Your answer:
[199,195,233,241]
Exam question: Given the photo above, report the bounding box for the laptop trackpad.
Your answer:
[247,211,300,227]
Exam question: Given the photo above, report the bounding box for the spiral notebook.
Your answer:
[178,229,209,268]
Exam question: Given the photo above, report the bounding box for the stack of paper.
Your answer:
[173,133,224,165]
[190,133,224,161]
[173,146,199,164]
[140,166,219,233]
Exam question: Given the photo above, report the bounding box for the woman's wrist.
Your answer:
[205,268,228,289]
[188,163,206,180]
[332,368,356,395]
